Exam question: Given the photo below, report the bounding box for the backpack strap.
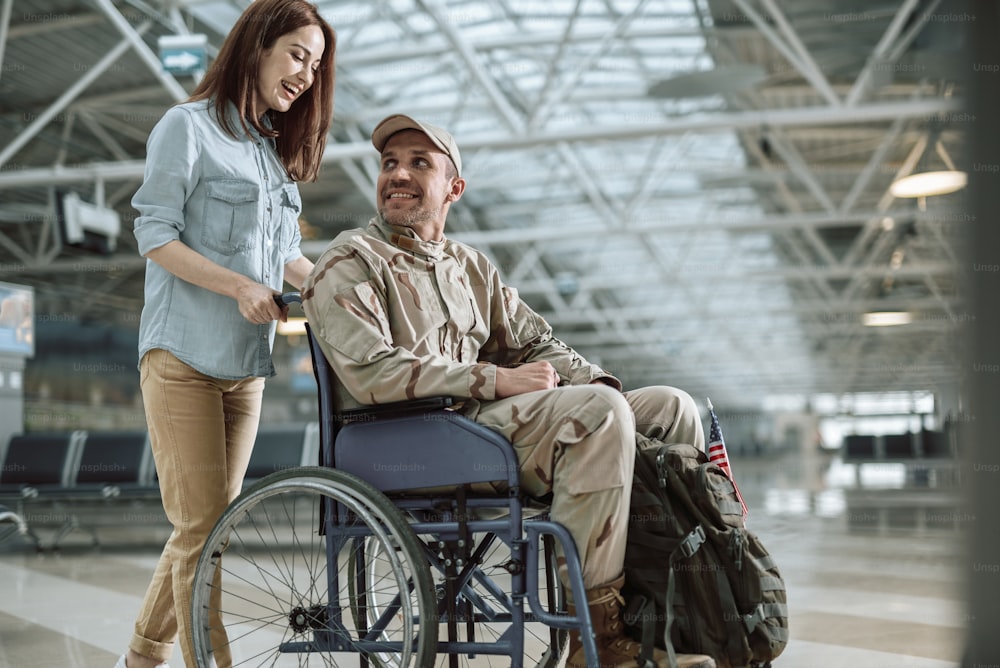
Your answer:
[661,524,707,668]
[623,595,659,668]
[714,567,753,664]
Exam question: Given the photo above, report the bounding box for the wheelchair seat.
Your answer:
[336,410,519,494]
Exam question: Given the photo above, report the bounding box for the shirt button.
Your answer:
[267,239,273,247]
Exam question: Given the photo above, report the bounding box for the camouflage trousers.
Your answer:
[467,384,704,589]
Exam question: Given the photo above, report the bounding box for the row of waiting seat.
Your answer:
[841,427,960,489]
[0,422,319,549]
[841,428,955,461]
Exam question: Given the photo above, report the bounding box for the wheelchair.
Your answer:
[190,293,600,667]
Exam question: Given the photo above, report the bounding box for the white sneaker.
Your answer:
[114,654,170,668]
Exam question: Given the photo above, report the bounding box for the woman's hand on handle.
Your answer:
[145,240,288,324]
[236,283,285,324]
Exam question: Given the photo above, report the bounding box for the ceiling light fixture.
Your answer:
[862,311,914,327]
[889,170,967,198]
[890,120,966,200]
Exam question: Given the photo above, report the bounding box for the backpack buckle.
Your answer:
[743,602,766,633]
[678,524,706,558]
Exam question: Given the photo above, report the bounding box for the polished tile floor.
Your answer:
[0,447,967,667]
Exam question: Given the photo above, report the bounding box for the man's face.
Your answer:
[376,130,462,241]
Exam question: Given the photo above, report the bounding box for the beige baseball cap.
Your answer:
[371,114,462,177]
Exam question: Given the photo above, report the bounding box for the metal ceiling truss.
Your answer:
[0,0,966,408]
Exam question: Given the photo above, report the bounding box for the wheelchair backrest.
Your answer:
[303,322,521,494]
[305,322,342,468]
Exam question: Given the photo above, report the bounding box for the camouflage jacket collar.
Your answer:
[370,216,446,260]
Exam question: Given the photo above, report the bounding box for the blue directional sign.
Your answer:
[158,34,207,75]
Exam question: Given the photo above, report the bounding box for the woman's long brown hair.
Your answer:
[189,0,335,182]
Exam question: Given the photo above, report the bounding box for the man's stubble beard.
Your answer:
[378,200,442,229]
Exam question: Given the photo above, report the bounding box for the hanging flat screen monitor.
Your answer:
[0,282,34,358]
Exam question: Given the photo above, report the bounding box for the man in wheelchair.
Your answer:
[301,114,716,668]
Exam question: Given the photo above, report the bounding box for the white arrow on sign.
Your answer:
[163,51,201,70]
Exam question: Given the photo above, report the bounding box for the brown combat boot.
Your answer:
[565,575,716,668]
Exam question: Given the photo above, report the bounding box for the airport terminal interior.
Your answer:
[0,0,993,666]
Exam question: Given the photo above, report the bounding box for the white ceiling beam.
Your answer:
[436,209,914,246]
[0,98,957,189]
[845,0,922,107]
[529,0,650,130]
[93,0,187,103]
[448,98,957,151]
[839,115,908,213]
[78,111,131,162]
[6,11,104,39]
[606,365,958,389]
[840,134,928,271]
[759,0,841,106]
[562,315,960,348]
[0,159,147,188]
[0,230,33,265]
[0,21,151,171]
[416,0,522,131]
[531,0,584,125]
[508,260,954,296]
[729,0,840,107]
[764,130,838,213]
[0,0,12,82]
[538,295,961,329]
[335,24,713,68]
[738,129,840,292]
[307,206,947,255]
[888,0,946,65]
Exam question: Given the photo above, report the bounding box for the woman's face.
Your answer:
[255,25,325,114]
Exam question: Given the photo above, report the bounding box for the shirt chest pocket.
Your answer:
[201,179,260,255]
[276,184,301,252]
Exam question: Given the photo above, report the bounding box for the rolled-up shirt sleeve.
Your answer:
[132,107,201,256]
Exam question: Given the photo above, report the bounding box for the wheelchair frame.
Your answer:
[190,293,599,667]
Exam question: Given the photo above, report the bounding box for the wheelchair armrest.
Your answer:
[338,396,454,423]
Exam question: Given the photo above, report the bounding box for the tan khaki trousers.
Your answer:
[469,384,704,589]
[131,349,264,667]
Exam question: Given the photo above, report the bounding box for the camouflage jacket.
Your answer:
[301,217,620,409]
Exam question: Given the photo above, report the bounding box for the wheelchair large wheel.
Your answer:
[191,467,438,667]
[350,528,567,667]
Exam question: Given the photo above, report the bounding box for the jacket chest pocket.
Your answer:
[201,179,260,254]
[388,271,446,347]
[438,274,477,336]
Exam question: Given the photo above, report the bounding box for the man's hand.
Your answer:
[495,361,560,398]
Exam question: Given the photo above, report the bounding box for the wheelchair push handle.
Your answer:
[274,291,302,307]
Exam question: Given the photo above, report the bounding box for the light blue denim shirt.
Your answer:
[132,99,303,379]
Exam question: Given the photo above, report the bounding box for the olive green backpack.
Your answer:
[622,440,788,668]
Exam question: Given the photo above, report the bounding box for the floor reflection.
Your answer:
[0,446,966,667]
[736,448,965,535]
[729,448,964,667]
